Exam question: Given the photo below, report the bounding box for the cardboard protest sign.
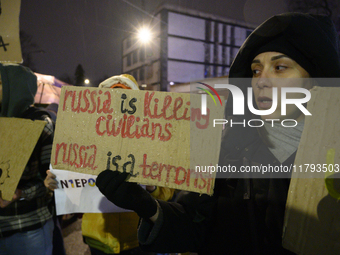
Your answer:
[51,86,224,195]
[283,87,340,254]
[0,117,46,200]
[0,0,22,63]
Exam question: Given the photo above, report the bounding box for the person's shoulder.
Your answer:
[22,106,55,134]
[22,106,53,120]
[23,106,57,127]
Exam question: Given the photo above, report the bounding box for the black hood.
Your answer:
[0,64,37,117]
[225,13,340,120]
[229,12,340,79]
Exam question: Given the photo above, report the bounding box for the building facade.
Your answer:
[122,4,256,91]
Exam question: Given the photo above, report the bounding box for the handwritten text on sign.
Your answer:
[0,0,22,63]
[51,87,224,194]
[0,118,46,200]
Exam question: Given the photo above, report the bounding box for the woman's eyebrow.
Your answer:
[251,59,261,64]
[252,54,290,64]
[271,54,289,61]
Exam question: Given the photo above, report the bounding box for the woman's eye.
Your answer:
[275,65,287,71]
[252,69,260,76]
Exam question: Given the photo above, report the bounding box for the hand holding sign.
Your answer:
[96,170,158,219]
[44,170,58,191]
[0,189,21,208]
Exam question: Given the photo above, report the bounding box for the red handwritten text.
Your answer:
[143,92,209,129]
[63,89,114,114]
[139,153,213,193]
[54,143,98,170]
[95,114,172,141]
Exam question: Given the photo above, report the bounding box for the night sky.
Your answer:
[19,0,287,86]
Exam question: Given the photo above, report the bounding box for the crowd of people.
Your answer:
[1,12,340,255]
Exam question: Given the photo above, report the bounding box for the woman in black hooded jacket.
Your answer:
[96,13,340,255]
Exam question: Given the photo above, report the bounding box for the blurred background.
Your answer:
[19,0,340,91]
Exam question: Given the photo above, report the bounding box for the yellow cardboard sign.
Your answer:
[0,0,22,63]
[0,117,46,200]
[51,87,224,195]
[283,87,340,254]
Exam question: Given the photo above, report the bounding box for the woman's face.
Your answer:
[251,52,312,122]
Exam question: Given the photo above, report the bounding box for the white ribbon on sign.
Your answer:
[50,165,131,215]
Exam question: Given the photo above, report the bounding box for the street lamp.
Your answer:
[84,79,90,85]
[137,27,152,89]
[137,27,152,44]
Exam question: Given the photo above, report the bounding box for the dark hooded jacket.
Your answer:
[137,13,340,255]
[230,13,340,79]
[0,64,37,117]
[0,64,54,238]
